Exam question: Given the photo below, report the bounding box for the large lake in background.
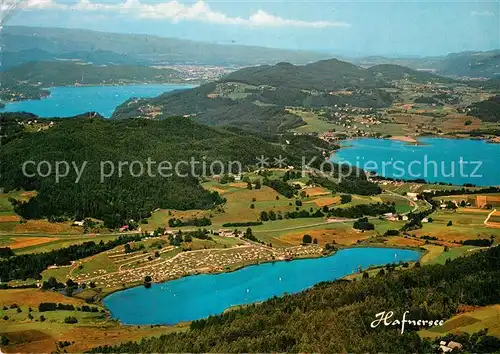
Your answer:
[332,138,500,186]
[104,247,421,325]
[0,84,194,118]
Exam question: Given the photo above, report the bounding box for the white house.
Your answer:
[407,192,419,201]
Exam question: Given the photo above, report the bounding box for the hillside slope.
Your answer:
[0,113,331,227]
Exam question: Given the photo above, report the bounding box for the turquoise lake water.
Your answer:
[332,138,500,186]
[104,247,420,325]
[0,84,193,118]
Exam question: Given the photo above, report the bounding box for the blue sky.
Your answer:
[6,0,500,56]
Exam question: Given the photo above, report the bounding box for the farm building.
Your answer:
[468,195,500,208]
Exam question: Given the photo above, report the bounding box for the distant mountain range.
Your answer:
[2,26,331,68]
[350,50,500,79]
[4,26,499,79]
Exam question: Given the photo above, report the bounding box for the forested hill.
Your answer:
[220,60,456,89]
[0,113,335,227]
[467,95,500,122]
[0,61,183,86]
[112,59,411,130]
[112,82,306,133]
[91,246,500,353]
[220,59,381,90]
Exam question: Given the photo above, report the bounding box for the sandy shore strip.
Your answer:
[389,135,419,144]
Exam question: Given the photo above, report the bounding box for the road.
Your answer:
[484,208,497,225]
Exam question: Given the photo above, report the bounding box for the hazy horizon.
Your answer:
[5,23,500,60]
[4,0,499,58]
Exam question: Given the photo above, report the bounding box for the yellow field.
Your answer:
[305,196,340,207]
[384,236,425,247]
[280,226,371,246]
[0,289,84,308]
[302,186,330,197]
[9,237,59,250]
[0,215,21,222]
[14,220,83,234]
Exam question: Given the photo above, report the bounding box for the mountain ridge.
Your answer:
[3,26,332,67]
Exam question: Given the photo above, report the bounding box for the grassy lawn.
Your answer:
[426,245,483,265]
[380,194,413,213]
[288,109,338,134]
[72,252,119,279]
[41,266,73,282]
[14,234,126,255]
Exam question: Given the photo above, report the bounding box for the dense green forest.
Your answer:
[0,61,183,86]
[468,95,500,122]
[90,246,500,353]
[0,113,349,227]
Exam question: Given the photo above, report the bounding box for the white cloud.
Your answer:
[471,11,495,17]
[17,0,350,28]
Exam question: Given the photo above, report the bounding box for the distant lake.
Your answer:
[332,138,500,186]
[0,84,194,118]
[104,247,420,325]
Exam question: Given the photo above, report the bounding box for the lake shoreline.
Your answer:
[332,137,500,187]
[102,246,422,326]
[0,83,194,118]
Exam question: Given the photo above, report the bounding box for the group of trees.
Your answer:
[257,203,395,223]
[327,203,395,219]
[222,221,263,227]
[168,217,211,228]
[353,217,375,231]
[262,177,299,198]
[89,246,500,353]
[463,239,494,247]
[467,95,500,123]
[259,208,325,222]
[0,247,15,258]
[301,234,318,244]
[38,302,99,313]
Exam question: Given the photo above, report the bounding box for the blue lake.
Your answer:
[332,137,500,186]
[104,247,421,325]
[0,84,193,118]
